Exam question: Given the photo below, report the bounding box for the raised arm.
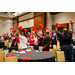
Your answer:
[71,22,73,32]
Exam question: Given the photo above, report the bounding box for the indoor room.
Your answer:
[0,12,74,62]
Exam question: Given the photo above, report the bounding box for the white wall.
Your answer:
[0,17,13,36]
[54,12,75,24]
[46,12,54,30]
[54,12,75,31]
[19,12,34,28]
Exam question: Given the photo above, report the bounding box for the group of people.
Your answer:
[1,20,75,62]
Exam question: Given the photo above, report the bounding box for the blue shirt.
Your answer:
[51,33,57,45]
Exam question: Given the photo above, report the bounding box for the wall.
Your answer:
[0,17,13,36]
[53,12,75,31]
[18,12,34,28]
[46,12,54,30]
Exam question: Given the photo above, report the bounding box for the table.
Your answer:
[0,41,4,48]
[6,50,55,62]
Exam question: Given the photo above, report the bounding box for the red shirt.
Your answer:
[17,37,20,43]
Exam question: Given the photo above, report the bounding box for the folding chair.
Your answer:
[0,52,5,62]
[39,46,43,50]
[5,56,18,62]
[57,51,65,62]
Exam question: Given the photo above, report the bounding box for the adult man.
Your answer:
[50,31,57,45]
[42,30,50,51]
[55,22,74,62]
[16,29,28,50]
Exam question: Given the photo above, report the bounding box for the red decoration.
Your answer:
[4,34,6,36]
[22,56,31,62]
[10,28,14,30]
[31,26,35,31]
[38,24,43,29]
[44,51,50,53]
[17,26,23,30]
[34,29,38,32]
[12,31,14,33]
[55,22,61,26]
[20,49,25,51]
[59,31,60,32]
[45,28,49,31]
[24,29,27,32]
[27,51,33,54]
[7,54,16,57]
[69,19,73,23]
[73,31,74,33]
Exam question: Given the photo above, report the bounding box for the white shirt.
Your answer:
[19,35,28,49]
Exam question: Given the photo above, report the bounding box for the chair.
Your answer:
[0,52,5,62]
[18,44,19,50]
[1,38,4,41]
[53,45,57,49]
[39,46,43,50]
[57,51,65,62]
[8,43,11,48]
[11,49,16,52]
[5,56,18,62]
[4,40,8,47]
[49,49,57,58]
[0,49,3,52]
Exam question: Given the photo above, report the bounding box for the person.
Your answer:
[35,32,44,49]
[27,32,31,42]
[10,30,18,47]
[16,29,28,50]
[55,22,74,62]
[42,30,50,51]
[50,31,57,45]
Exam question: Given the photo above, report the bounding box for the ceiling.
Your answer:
[0,12,27,18]
[49,12,63,15]
[0,12,63,18]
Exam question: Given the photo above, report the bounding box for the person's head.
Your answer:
[31,31,35,36]
[21,31,25,36]
[46,30,50,35]
[63,28,67,34]
[28,32,31,35]
[42,29,44,33]
[43,31,46,36]
[7,33,8,35]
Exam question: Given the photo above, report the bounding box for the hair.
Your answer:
[46,32,49,35]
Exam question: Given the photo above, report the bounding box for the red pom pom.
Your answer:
[20,49,25,51]
[27,51,33,54]
[7,54,16,57]
[38,24,43,29]
[24,29,27,32]
[31,26,35,31]
[12,31,14,33]
[45,28,49,31]
[73,31,74,33]
[19,26,23,30]
[59,31,60,32]
[10,28,14,30]
[34,29,38,32]
[4,34,6,36]
[69,19,73,23]
[44,51,50,53]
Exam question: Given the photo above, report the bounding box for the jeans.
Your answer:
[61,45,74,62]
[11,43,17,47]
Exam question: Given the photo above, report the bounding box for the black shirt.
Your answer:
[42,35,50,51]
[57,31,73,47]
